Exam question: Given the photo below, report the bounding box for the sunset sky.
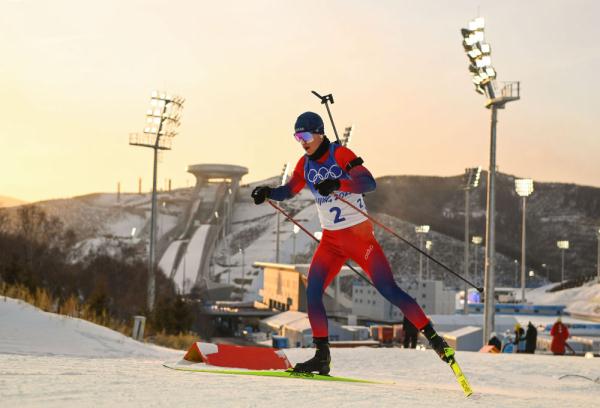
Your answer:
[1,0,599,202]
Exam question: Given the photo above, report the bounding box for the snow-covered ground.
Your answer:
[2,297,600,407]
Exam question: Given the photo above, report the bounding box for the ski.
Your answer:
[444,348,473,397]
[163,362,392,384]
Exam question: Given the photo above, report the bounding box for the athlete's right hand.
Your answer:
[251,186,272,205]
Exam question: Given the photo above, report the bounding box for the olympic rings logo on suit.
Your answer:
[306,164,343,184]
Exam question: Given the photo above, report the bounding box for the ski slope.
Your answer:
[1,297,600,407]
[528,282,600,320]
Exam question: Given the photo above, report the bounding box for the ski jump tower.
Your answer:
[159,163,248,297]
[187,164,248,236]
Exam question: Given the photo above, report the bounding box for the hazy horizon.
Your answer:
[2,0,599,202]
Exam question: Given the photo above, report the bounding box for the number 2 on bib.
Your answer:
[329,206,346,224]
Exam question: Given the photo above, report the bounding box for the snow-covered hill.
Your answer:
[0,297,178,359]
[528,281,600,321]
[1,296,599,407]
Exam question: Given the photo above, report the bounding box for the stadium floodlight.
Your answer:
[463,167,481,313]
[415,225,430,282]
[415,225,430,234]
[478,43,491,54]
[515,178,534,303]
[476,56,492,68]
[515,179,534,197]
[468,17,485,31]
[557,240,569,282]
[341,125,353,147]
[460,16,521,346]
[129,90,184,312]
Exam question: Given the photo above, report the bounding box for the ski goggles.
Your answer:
[293,131,315,143]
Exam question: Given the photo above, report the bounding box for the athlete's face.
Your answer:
[300,133,323,155]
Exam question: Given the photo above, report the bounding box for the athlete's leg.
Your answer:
[348,223,429,330]
[306,237,347,338]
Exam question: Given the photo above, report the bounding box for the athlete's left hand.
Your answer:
[315,179,340,196]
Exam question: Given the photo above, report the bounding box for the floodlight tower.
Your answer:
[341,125,354,147]
[275,162,290,263]
[463,166,481,313]
[129,90,184,311]
[515,178,534,303]
[557,240,569,282]
[461,17,520,344]
[415,225,430,282]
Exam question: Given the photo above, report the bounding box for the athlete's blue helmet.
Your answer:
[294,112,325,134]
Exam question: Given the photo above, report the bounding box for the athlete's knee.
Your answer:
[375,280,411,303]
[306,281,325,304]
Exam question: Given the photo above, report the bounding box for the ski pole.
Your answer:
[311,90,341,144]
[334,194,484,293]
[267,200,374,287]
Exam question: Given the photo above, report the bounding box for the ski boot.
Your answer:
[293,337,331,375]
[421,322,453,363]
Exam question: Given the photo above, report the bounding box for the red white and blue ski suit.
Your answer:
[270,142,429,338]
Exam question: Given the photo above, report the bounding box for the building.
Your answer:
[352,279,457,322]
[254,262,352,314]
[352,284,402,321]
[409,280,456,315]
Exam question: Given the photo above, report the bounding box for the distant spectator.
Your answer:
[514,323,526,353]
[525,321,537,354]
[550,317,570,355]
[488,332,502,352]
[402,315,418,349]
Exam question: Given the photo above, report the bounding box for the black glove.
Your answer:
[251,186,272,205]
[315,179,340,196]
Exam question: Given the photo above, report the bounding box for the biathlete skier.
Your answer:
[251,111,450,374]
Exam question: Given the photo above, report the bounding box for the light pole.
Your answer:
[472,236,483,286]
[514,260,519,288]
[596,229,600,283]
[464,167,481,313]
[129,90,184,312]
[275,163,290,263]
[461,16,520,344]
[515,178,534,303]
[557,240,569,282]
[425,240,433,280]
[541,263,550,282]
[292,224,300,264]
[239,248,245,281]
[415,225,430,282]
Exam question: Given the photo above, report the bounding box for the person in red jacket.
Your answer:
[550,317,570,355]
